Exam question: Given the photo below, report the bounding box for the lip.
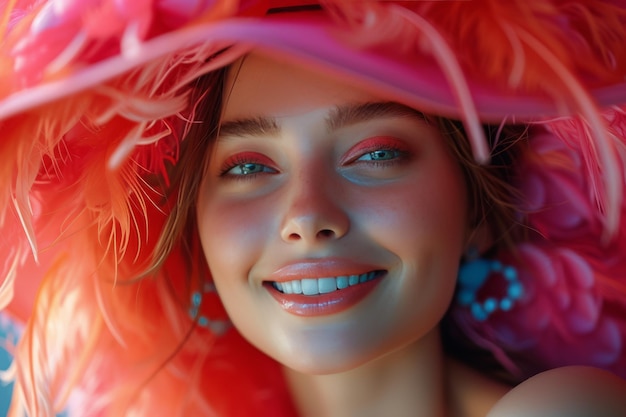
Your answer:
[268,258,382,282]
[264,258,386,316]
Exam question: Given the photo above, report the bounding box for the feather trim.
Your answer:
[1,1,626,416]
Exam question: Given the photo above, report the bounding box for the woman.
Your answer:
[1,1,626,416]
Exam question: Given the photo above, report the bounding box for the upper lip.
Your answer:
[266,257,384,282]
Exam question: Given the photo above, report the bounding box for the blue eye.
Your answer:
[341,137,411,169]
[357,149,402,161]
[219,152,278,178]
[228,163,273,176]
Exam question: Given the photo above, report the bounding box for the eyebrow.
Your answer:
[217,101,425,139]
[218,116,280,138]
[326,101,425,132]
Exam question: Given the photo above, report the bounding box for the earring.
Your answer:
[456,256,524,321]
[188,282,230,335]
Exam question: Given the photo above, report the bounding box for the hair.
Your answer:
[433,121,529,383]
[147,66,228,277]
[436,118,527,250]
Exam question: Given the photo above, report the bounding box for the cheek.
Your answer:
[356,166,468,329]
[196,193,268,334]
[358,169,468,257]
[196,189,270,282]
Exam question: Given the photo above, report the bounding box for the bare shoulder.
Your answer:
[487,366,626,417]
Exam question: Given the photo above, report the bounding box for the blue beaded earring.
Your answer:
[188,282,230,335]
[456,255,524,321]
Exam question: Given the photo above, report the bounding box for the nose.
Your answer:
[279,171,349,244]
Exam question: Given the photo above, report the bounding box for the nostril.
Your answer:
[287,233,301,241]
[285,229,336,242]
[317,229,335,239]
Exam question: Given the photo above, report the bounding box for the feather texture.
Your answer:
[453,107,626,379]
[0,1,625,416]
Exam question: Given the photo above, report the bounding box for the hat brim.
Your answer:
[2,11,625,123]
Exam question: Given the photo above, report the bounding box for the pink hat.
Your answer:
[1,0,626,415]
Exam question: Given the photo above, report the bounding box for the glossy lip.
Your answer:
[267,257,383,282]
[264,258,386,316]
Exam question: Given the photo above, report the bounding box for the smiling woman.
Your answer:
[2,1,626,417]
[195,54,502,415]
[199,54,470,380]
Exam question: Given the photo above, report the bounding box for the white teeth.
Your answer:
[318,277,337,294]
[337,276,348,289]
[282,281,293,294]
[273,271,380,295]
[348,274,359,285]
[302,278,318,295]
[291,279,302,294]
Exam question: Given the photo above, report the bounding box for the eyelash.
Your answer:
[219,152,277,180]
[218,137,410,180]
[341,137,411,167]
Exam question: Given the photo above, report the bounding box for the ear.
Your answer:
[464,221,494,256]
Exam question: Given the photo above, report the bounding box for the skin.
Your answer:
[195,53,626,416]
[198,53,469,375]
[488,366,626,417]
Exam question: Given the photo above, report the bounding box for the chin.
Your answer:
[268,342,387,376]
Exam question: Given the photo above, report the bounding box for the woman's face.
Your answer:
[196,53,469,374]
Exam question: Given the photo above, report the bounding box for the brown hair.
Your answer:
[147,66,228,276]
[435,118,526,251]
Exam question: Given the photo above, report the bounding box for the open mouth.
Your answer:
[268,270,386,296]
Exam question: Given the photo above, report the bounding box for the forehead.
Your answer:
[222,53,386,121]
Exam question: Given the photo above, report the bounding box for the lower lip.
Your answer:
[264,276,384,317]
